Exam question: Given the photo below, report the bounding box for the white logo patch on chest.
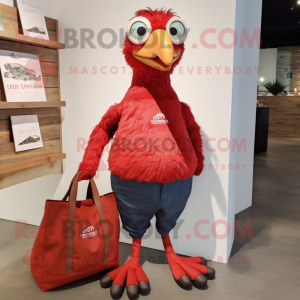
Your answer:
[151,113,169,124]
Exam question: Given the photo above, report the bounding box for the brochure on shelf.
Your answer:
[0,50,47,102]
[16,0,49,40]
[10,114,43,152]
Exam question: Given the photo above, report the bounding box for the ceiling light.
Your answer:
[260,77,265,82]
[298,0,300,4]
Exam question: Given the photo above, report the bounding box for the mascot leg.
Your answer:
[100,238,150,299]
[162,234,215,289]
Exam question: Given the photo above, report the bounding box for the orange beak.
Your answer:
[132,29,181,72]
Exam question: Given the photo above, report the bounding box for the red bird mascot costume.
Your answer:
[78,8,215,299]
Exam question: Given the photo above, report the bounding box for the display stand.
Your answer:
[0,3,65,189]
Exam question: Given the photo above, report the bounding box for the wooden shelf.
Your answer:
[0,3,65,188]
[0,153,66,175]
[0,101,66,109]
[0,29,65,50]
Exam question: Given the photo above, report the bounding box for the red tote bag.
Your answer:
[30,171,120,291]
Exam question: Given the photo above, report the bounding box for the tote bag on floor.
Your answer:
[30,171,120,291]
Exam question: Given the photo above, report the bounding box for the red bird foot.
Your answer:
[166,253,215,289]
[162,234,215,290]
[100,256,150,299]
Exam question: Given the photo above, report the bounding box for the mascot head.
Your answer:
[123,8,187,74]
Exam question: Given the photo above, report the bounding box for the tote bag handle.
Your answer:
[62,171,82,202]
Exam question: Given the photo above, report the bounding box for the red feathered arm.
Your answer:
[181,102,205,176]
[78,103,122,181]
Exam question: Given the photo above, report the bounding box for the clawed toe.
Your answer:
[192,273,207,289]
[110,284,123,298]
[176,274,192,289]
[205,267,215,280]
[126,280,150,299]
[100,274,113,288]
[127,284,138,299]
[138,280,150,294]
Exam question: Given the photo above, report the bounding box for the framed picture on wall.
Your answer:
[10,114,43,152]
[0,50,47,102]
[16,0,49,40]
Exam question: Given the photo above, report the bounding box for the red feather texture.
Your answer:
[78,104,121,180]
[78,8,204,182]
[181,103,204,176]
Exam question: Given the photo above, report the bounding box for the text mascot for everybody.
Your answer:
[78,7,215,299]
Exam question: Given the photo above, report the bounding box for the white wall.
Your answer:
[258,48,278,89]
[0,0,262,263]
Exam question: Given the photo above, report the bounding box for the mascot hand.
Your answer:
[194,164,203,176]
[78,158,99,181]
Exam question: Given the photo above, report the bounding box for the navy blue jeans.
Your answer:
[111,173,193,239]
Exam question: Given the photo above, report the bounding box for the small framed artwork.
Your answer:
[10,115,43,152]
